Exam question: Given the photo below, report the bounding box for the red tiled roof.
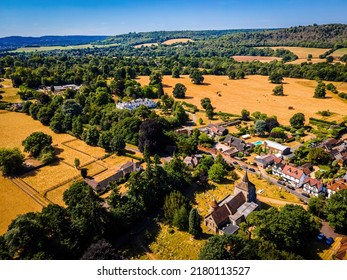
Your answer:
[303,177,323,189]
[282,165,305,179]
[327,180,347,192]
[225,192,246,214]
[210,204,231,227]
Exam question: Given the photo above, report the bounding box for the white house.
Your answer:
[116,98,157,111]
[263,140,291,156]
[326,179,347,198]
[302,177,325,197]
[273,163,309,188]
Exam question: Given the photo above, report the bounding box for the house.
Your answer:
[204,172,258,235]
[84,161,141,192]
[273,162,309,188]
[48,84,82,93]
[318,138,339,150]
[223,135,253,154]
[302,177,325,197]
[263,140,291,156]
[175,127,193,136]
[326,179,347,198]
[183,154,203,168]
[254,154,275,168]
[116,98,157,111]
[203,123,228,136]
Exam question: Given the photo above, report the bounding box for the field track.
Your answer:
[10,177,50,207]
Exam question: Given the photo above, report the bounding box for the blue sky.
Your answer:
[1,0,347,37]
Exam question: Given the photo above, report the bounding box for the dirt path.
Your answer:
[257,195,307,209]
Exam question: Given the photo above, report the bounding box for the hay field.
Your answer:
[64,139,106,159]
[233,56,281,63]
[20,162,80,194]
[45,182,74,206]
[330,48,347,58]
[162,38,193,45]
[286,58,326,64]
[270,46,329,59]
[0,176,42,235]
[0,79,21,103]
[138,75,347,125]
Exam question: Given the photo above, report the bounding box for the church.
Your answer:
[204,171,259,235]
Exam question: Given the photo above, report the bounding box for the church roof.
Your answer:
[236,171,255,192]
[225,192,246,214]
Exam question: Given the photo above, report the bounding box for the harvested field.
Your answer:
[162,38,192,45]
[100,154,134,169]
[134,43,159,48]
[286,58,326,64]
[0,176,42,235]
[0,111,74,150]
[20,162,80,194]
[45,182,74,206]
[0,79,21,103]
[270,46,329,59]
[138,75,347,125]
[330,48,347,58]
[63,139,106,159]
[83,162,107,177]
[11,43,119,53]
[232,56,281,63]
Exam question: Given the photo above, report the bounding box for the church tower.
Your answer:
[234,171,257,203]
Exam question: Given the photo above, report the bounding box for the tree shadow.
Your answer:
[54,147,64,156]
[163,84,172,88]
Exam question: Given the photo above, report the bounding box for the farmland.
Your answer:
[232,56,281,63]
[162,38,193,45]
[270,46,329,59]
[330,48,347,58]
[10,43,119,53]
[0,110,137,227]
[138,75,347,125]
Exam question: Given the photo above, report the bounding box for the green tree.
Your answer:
[270,127,286,139]
[199,234,257,260]
[308,195,326,217]
[241,109,250,121]
[163,191,189,224]
[81,168,88,178]
[138,119,166,155]
[325,189,347,233]
[74,158,80,169]
[255,120,267,135]
[189,69,204,84]
[149,71,162,85]
[110,135,126,155]
[289,112,305,129]
[208,163,227,183]
[173,206,189,231]
[269,71,284,84]
[200,97,211,109]
[188,208,202,238]
[272,84,284,96]
[0,148,25,175]
[37,106,54,126]
[314,81,326,98]
[22,132,53,158]
[83,126,100,146]
[62,99,82,117]
[307,148,331,165]
[172,66,180,78]
[205,102,214,120]
[172,83,187,98]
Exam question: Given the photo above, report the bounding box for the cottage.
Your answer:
[334,237,347,260]
[223,135,253,154]
[302,177,325,197]
[326,179,347,198]
[254,154,275,168]
[263,140,291,156]
[183,154,203,168]
[201,123,228,137]
[204,172,258,235]
[84,161,141,192]
[281,165,308,188]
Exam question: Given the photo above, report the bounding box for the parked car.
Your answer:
[317,232,326,242]
[326,237,334,246]
[277,180,285,185]
[232,161,239,165]
[302,193,310,198]
[249,168,256,172]
[287,185,295,190]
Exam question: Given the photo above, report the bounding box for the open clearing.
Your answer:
[270,46,329,59]
[233,56,281,63]
[138,75,347,125]
[162,38,193,45]
[0,176,42,235]
[10,43,119,53]
[330,48,347,58]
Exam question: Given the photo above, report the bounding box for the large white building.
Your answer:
[116,98,157,111]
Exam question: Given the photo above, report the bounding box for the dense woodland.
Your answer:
[1,23,347,260]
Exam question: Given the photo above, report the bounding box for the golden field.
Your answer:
[138,75,347,124]
[330,48,347,58]
[162,38,193,45]
[270,46,329,59]
[134,43,159,48]
[0,176,42,235]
